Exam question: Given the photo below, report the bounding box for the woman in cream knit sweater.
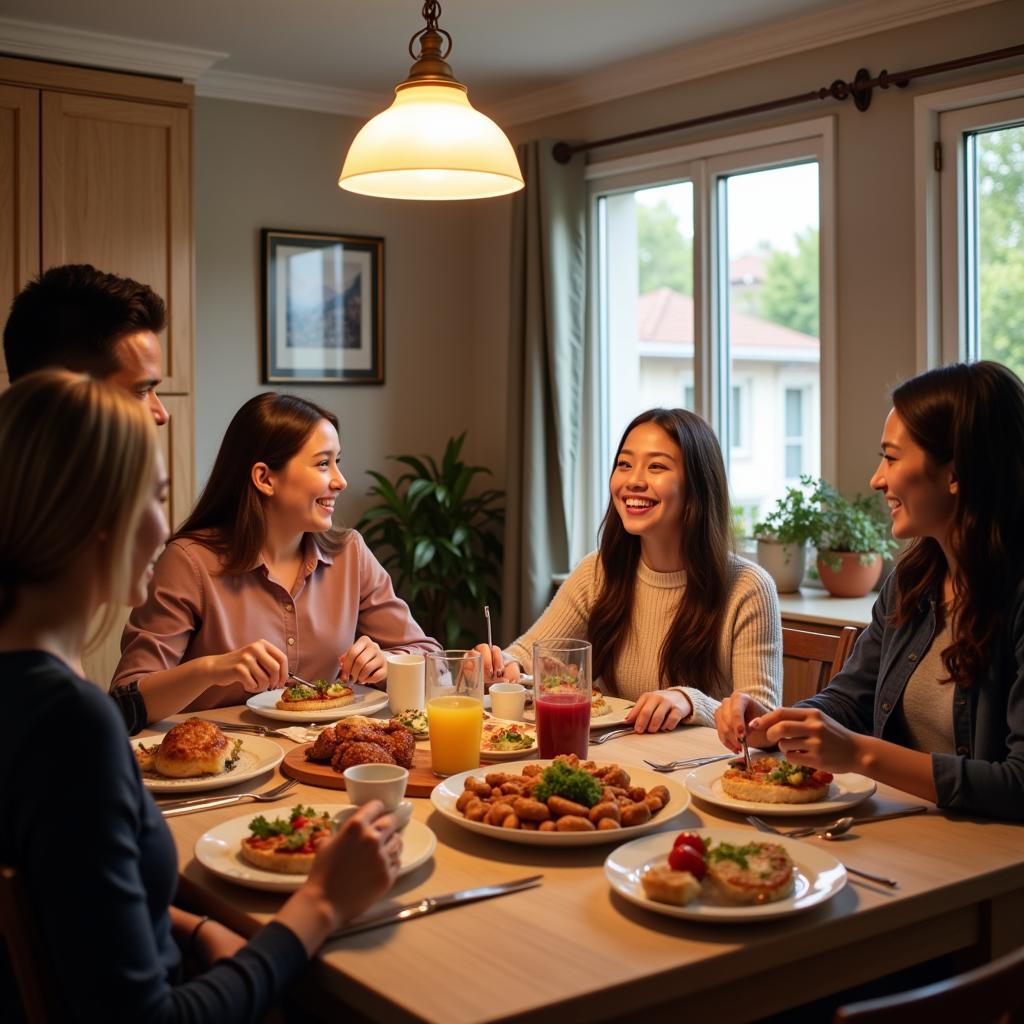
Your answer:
[478,408,781,731]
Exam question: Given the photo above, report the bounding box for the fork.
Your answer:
[202,719,321,740]
[643,753,738,772]
[746,814,899,887]
[159,778,299,817]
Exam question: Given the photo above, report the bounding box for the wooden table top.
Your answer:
[150,707,1024,1024]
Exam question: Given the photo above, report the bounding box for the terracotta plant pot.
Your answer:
[756,539,807,593]
[816,550,883,598]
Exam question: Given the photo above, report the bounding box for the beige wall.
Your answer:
[465,0,1024,503]
[194,97,511,524]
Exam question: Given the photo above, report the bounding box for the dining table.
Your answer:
[149,706,1024,1024]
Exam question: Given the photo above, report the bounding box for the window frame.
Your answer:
[914,73,1024,369]
[583,117,837,547]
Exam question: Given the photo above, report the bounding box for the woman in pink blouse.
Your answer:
[112,392,439,726]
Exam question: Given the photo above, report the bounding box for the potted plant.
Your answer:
[809,479,897,598]
[356,433,504,646]
[752,481,821,593]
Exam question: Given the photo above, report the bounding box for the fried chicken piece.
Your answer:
[333,741,396,771]
[380,728,416,768]
[332,722,380,744]
[308,726,340,763]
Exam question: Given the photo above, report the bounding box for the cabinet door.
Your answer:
[0,85,40,388]
[41,91,192,392]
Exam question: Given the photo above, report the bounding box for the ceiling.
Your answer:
[0,0,998,120]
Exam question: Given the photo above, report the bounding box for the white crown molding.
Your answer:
[492,0,1004,126]
[0,15,226,81]
[197,70,385,118]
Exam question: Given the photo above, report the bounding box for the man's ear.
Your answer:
[251,462,275,497]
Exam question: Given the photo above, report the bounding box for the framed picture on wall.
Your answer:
[261,228,384,384]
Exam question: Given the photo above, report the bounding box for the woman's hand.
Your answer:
[624,690,692,733]
[339,636,387,686]
[207,640,287,692]
[305,801,401,930]
[715,693,772,752]
[472,643,522,684]
[750,706,865,773]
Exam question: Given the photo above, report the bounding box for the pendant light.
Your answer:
[338,0,524,201]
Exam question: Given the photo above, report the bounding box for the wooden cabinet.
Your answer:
[0,56,195,689]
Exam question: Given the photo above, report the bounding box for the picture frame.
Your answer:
[261,228,384,384]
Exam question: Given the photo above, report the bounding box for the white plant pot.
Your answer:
[756,539,807,593]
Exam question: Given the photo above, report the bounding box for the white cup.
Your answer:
[342,762,409,814]
[387,653,425,713]
[489,682,527,721]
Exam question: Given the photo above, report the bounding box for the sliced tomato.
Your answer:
[672,831,704,852]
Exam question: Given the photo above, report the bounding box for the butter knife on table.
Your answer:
[330,875,543,939]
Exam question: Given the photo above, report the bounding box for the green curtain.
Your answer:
[502,140,588,634]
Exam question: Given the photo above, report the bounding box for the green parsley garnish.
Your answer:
[532,762,602,807]
[706,842,765,870]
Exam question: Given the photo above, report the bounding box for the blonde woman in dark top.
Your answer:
[0,371,402,1022]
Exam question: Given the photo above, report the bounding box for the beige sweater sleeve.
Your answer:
[503,553,600,672]
[679,559,783,727]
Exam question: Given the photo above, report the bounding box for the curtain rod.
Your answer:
[552,42,1024,163]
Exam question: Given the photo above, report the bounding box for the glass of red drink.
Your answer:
[533,638,591,759]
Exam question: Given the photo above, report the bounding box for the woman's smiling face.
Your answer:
[611,422,686,546]
[870,408,957,544]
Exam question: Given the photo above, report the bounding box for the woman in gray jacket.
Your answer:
[717,361,1024,821]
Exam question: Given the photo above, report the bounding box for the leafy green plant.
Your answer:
[809,478,898,572]
[356,434,504,647]
[753,481,821,546]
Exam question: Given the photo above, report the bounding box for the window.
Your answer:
[917,74,1024,373]
[588,120,835,540]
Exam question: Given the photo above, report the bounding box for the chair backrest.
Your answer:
[782,625,859,704]
[0,864,63,1022]
[834,943,1024,1023]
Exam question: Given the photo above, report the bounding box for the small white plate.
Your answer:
[246,683,389,722]
[195,805,437,892]
[605,826,847,922]
[430,759,690,847]
[684,760,877,817]
[132,735,284,793]
[524,694,636,731]
[480,718,538,761]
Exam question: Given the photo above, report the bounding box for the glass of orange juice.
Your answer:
[425,650,484,777]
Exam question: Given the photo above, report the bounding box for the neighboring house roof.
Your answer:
[729,252,767,286]
[636,287,818,361]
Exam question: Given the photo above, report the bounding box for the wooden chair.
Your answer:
[834,943,1024,1023]
[782,625,860,704]
[0,864,64,1022]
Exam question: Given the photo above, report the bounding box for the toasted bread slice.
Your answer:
[641,865,701,906]
[276,681,355,712]
[239,841,316,874]
[706,841,794,904]
[720,757,832,804]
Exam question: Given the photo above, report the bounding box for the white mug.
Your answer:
[387,653,425,713]
[489,682,527,721]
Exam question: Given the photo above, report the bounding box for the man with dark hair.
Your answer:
[3,263,169,425]
[3,265,170,733]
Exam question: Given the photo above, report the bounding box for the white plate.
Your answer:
[684,760,877,816]
[430,759,690,846]
[132,735,284,793]
[246,683,389,722]
[605,826,847,922]
[523,694,636,731]
[480,718,538,761]
[194,805,437,892]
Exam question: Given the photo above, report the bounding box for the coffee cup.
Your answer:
[489,682,527,721]
[387,653,425,713]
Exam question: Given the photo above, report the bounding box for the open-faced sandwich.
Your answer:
[393,708,428,738]
[276,678,355,712]
[480,720,535,754]
[641,832,795,907]
[591,688,611,717]
[239,805,335,874]
[720,756,833,804]
[134,718,242,779]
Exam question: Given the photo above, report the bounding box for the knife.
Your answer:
[330,874,543,939]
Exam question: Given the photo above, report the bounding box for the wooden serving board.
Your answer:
[282,743,497,797]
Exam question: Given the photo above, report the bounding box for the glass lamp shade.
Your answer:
[339,83,524,200]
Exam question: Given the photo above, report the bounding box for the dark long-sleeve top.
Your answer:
[0,651,308,1022]
[797,572,1024,821]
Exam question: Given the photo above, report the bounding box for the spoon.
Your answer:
[783,805,927,840]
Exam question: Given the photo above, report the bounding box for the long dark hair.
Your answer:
[175,392,346,572]
[890,361,1024,687]
[589,408,733,696]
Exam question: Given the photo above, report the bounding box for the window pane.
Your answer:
[600,181,694,458]
[722,162,820,522]
[968,122,1024,378]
